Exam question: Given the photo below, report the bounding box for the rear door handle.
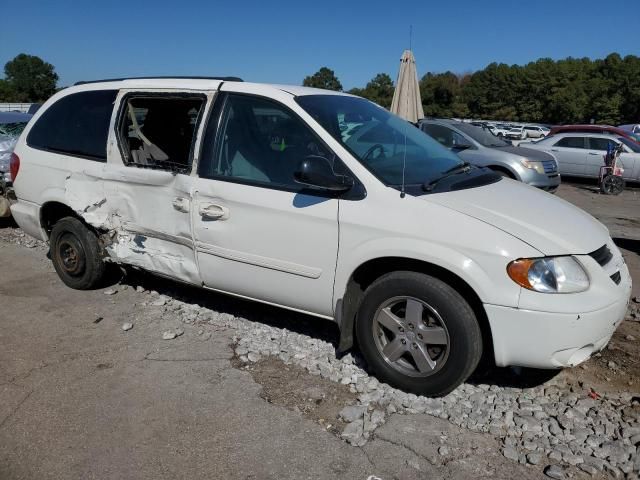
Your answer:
[199,203,230,220]
[172,197,190,213]
[588,152,600,155]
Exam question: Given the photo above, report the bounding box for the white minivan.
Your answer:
[9,77,632,396]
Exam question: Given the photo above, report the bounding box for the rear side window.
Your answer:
[118,95,205,172]
[27,90,117,161]
[554,137,586,149]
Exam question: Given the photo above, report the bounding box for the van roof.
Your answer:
[74,76,243,85]
[67,77,353,98]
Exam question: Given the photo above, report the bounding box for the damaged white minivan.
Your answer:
[10,77,632,396]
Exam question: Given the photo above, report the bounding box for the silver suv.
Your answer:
[420,119,560,192]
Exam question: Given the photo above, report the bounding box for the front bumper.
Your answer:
[485,247,632,369]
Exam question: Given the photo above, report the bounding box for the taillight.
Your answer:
[9,153,20,182]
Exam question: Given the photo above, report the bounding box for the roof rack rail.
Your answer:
[74,76,243,86]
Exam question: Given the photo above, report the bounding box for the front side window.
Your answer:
[27,90,117,161]
[296,95,481,192]
[119,95,204,172]
[554,137,586,149]
[200,94,339,189]
[588,137,617,151]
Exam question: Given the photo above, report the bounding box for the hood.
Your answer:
[425,178,609,256]
[492,145,555,162]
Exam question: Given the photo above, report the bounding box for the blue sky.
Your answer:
[1,0,636,90]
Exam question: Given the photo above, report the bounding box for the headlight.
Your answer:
[507,256,589,293]
[521,159,545,175]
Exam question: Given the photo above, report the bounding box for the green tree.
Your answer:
[0,79,16,102]
[303,67,343,91]
[350,73,395,108]
[4,53,58,102]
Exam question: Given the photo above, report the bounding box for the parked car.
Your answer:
[488,125,511,138]
[419,119,560,191]
[0,111,32,217]
[549,124,640,146]
[523,132,640,181]
[619,124,640,137]
[523,125,548,139]
[10,77,631,396]
[506,126,527,140]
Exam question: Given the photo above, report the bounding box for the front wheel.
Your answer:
[356,272,483,397]
[50,216,107,289]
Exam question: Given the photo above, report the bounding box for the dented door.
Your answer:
[94,89,213,284]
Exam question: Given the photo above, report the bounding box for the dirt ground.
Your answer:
[555,180,640,397]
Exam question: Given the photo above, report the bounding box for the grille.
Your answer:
[542,160,557,174]
[589,244,613,267]
[610,271,621,285]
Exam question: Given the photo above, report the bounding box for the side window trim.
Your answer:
[114,91,207,174]
[197,91,365,199]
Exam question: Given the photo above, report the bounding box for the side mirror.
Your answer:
[451,144,472,152]
[294,156,354,193]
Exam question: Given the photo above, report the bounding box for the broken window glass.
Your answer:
[119,96,205,173]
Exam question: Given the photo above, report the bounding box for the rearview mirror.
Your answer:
[294,156,354,193]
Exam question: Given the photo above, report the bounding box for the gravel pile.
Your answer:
[0,226,45,249]
[148,292,639,478]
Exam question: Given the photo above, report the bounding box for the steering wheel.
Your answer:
[363,143,386,162]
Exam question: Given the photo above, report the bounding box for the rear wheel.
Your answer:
[50,217,107,289]
[356,271,483,397]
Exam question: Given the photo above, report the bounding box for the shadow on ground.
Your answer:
[119,267,561,392]
[0,217,18,229]
[120,267,342,349]
[614,236,640,255]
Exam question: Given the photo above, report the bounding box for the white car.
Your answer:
[9,77,631,396]
[505,126,527,140]
[523,125,548,139]
[488,125,511,138]
[525,132,640,180]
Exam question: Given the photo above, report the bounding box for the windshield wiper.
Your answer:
[422,162,472,192]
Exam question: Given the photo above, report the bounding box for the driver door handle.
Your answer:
[172,197,190,213]
[588,152,600,155]
[199,203,230,220]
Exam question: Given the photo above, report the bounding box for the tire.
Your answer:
[491,168,514,179]
[600,175,625,195]
[356,271,483,397]
[50,216,107,290]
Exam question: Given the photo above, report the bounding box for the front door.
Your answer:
[549,136,587,176]
[192,92,340,317]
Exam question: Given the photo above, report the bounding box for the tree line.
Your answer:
[2,52,638,125]
[303,53,640,125]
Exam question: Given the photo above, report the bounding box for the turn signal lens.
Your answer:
[506,259,535,289]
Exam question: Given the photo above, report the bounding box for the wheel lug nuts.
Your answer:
[401,339,407,345]
[412,343,417,349]
[418,334,423,339]
[399,327,404,332]
[408,323,414,329]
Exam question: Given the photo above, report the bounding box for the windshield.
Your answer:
[296,95,464,188]
[618,136,640,153]
[455,123,509,147]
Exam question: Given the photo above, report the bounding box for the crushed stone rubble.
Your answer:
[1,229,639,477]
[139,290,640,478]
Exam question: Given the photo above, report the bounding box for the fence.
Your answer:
[0,103,32,113]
